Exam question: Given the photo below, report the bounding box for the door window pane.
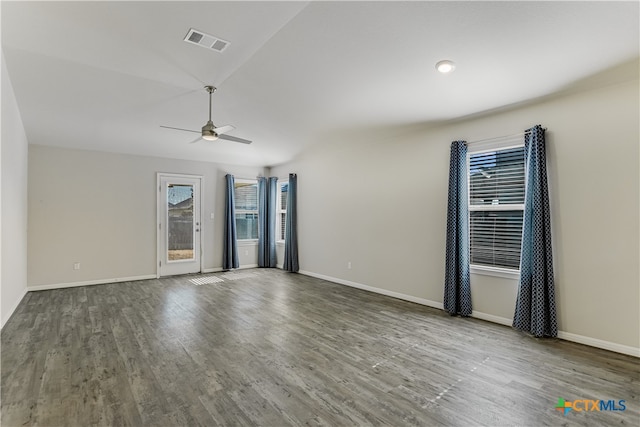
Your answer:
[168,184,194,261]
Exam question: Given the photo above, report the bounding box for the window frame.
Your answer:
[233,178,259,242]
[276,180,288,245]
[467,140,525,279]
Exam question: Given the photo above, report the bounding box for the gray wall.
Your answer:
[271,75,639,353]
[1,53,29,328]
[28,146,265,287]
[19,58,640,355]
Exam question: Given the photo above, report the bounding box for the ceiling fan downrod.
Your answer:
[202,85,217,140]
[205,85,216,122]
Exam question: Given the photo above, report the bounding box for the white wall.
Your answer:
[272,73,639,354]
[1,52,29,328]
[28,145,265,287]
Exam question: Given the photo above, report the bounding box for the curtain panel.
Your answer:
[283,173,299,272]
[513,125,557,337]
[223,174,239,270]
[443,141,472,316]
[258,177,278,267]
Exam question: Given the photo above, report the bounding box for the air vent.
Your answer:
[184,28,230,53]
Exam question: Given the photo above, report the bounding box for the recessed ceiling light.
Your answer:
[436,60,456,74]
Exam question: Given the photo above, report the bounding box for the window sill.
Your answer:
[470,265,520,280]
[276,241,285,246]
[237,240,258,246]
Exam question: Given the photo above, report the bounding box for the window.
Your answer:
[276,181,288,242]
[234,180,258,240]
[468,145,525,270]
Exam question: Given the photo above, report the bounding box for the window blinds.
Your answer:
[235,181,258,240]
[234,182,258,210]
[278,182,288,241]
[469,147,525,205]
[469,146,525,269]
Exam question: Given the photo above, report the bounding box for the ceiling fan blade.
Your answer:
[214,125,235,135]
[219,134,252,145]
[162,86,249,145]
[160,125,200,134]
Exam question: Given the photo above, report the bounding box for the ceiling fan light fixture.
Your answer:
[202,131,218,141]
[202,120,218,140]
[436,60,456,74]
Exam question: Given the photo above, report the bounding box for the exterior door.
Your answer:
[158,174,202,276]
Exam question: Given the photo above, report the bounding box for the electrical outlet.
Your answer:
[347,261,352,269]
[245,250,249,256]
[73,262,81,270]
[210,213,214,220]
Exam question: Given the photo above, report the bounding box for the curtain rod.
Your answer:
[235,175,279,181]
[234,176,261,181]
[467,131,526,145]
[467,126,546,145]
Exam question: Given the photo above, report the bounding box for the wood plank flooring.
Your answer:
[2,269,639,426]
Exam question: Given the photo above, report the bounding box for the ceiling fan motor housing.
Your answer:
[202,120,218,140]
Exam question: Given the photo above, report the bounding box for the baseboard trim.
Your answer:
[1,287,28,330]
[26,264,263,291]
[202,264,259,274]
[299,270,443,310]
[471,310,512,327]
[299,270,639,358]
[23,269,640,357]
[28,275,157,292]
[557,331,640,358]
[30,265,266,291]
[239,264,259,269]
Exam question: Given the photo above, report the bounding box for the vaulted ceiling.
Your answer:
[2,1,638,166]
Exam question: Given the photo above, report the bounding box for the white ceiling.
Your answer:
[2,1,638,167]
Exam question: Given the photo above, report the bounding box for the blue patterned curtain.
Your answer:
[223,174,239,270]
[258,177,278,267]
[513,125,557,337]
[283,173,299,272]
[443,141,472,316]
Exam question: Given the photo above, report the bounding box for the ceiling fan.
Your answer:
[160,85,252,145]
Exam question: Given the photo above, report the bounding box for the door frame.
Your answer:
[156,173,204,278]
